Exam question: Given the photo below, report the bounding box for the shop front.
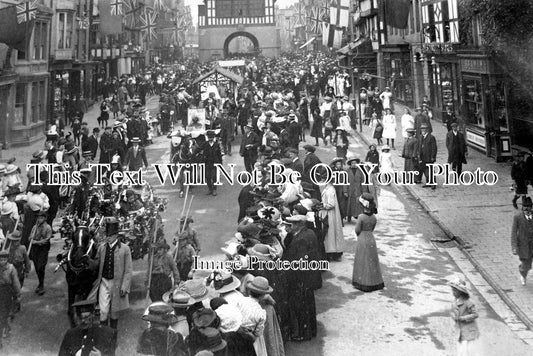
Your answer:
[428,56,461,122]
[382,47,414,108]
[458,54,512,161]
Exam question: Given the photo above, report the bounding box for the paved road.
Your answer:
[3,103,533,355]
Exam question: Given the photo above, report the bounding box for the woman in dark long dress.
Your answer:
[283,215,320,341]
[310,109,323,146]
[352,193,384,292]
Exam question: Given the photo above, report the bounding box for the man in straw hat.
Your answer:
[147,241,180,302]
[58,299,117,356]
[137,301,187,356]
[511,196,533,285]
[124,137,148,171]
[0,249,21,349]
[91,217,133,330]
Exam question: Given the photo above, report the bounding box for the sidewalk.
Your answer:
[2,95,160,187]
[353,103,533,330]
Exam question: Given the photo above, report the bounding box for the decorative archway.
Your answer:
[223,31,260,58]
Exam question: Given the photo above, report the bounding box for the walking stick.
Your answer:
[180,195,194,235]
[180,185,190,219]
[145,217,159,301]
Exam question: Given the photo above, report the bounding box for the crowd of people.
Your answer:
[0,49,485,356]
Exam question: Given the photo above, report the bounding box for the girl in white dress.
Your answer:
[379,145,394,186]
[381,108,397,149]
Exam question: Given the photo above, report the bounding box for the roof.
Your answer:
[193,66,244,85]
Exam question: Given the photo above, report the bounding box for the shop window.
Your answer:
[463,78,484,127]
[57,12,73,49]
[14,84,25,126]
[31,82,39,123]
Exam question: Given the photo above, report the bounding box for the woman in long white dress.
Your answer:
[381,108,397,149]
[379,145,394,186]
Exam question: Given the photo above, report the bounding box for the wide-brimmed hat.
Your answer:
[82,150,93,157]
[303,144,316,153]
[198,327,227,352]
[382,145,391,151]
[209,271,241,294]
[141,302,179,325]
[346,155,360,165]
[7,230,21,241]
[162,289,195,308]
[330,157,343,166]
[179,279,209,303]
[216,304,242,333]
[1,201,16,216]
[32,150,46,161]
[246,243,276,261]
[192,308,219,328]
[420,124,429,129]
[246,276,273,295]
[449,277,469,295]
[5,164,18,175]
[131,137,141,143]
[406,128,416,134]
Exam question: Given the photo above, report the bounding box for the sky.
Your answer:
[184,0,299,25]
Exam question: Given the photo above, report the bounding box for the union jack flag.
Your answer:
[307,6,325,34]
[139,10,158,41]
[16,0,37,24]
[110,0,123,16]
[293,2,307,27]
[123,0,143,28]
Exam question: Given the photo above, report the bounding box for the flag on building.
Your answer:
[123,0,143,29]
[99,0,123,34]
[293,2,307,27]
[385,0,410,29]
[322,22,342,48]
[307,6,325,34]
[139,9,158,41]
[0,3,35,51]
[329,0,350,28]
[110,0,124,16]
[16,0,38,24]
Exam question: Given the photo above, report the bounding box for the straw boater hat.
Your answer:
[162,289,195,308]
[32,150,46,162]
[5,164,18,175]
[131,137,141,144]
[449,277,469,295]
[285,214,308,223]
[246,276,273,294]
[381,145,391,151]
[209,271,241,294]
[141,302,179,325]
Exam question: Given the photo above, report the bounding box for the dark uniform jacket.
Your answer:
[240,131,260,160]
[58,324,117,356]
[83,135,99,160]
[201,141,223,165]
